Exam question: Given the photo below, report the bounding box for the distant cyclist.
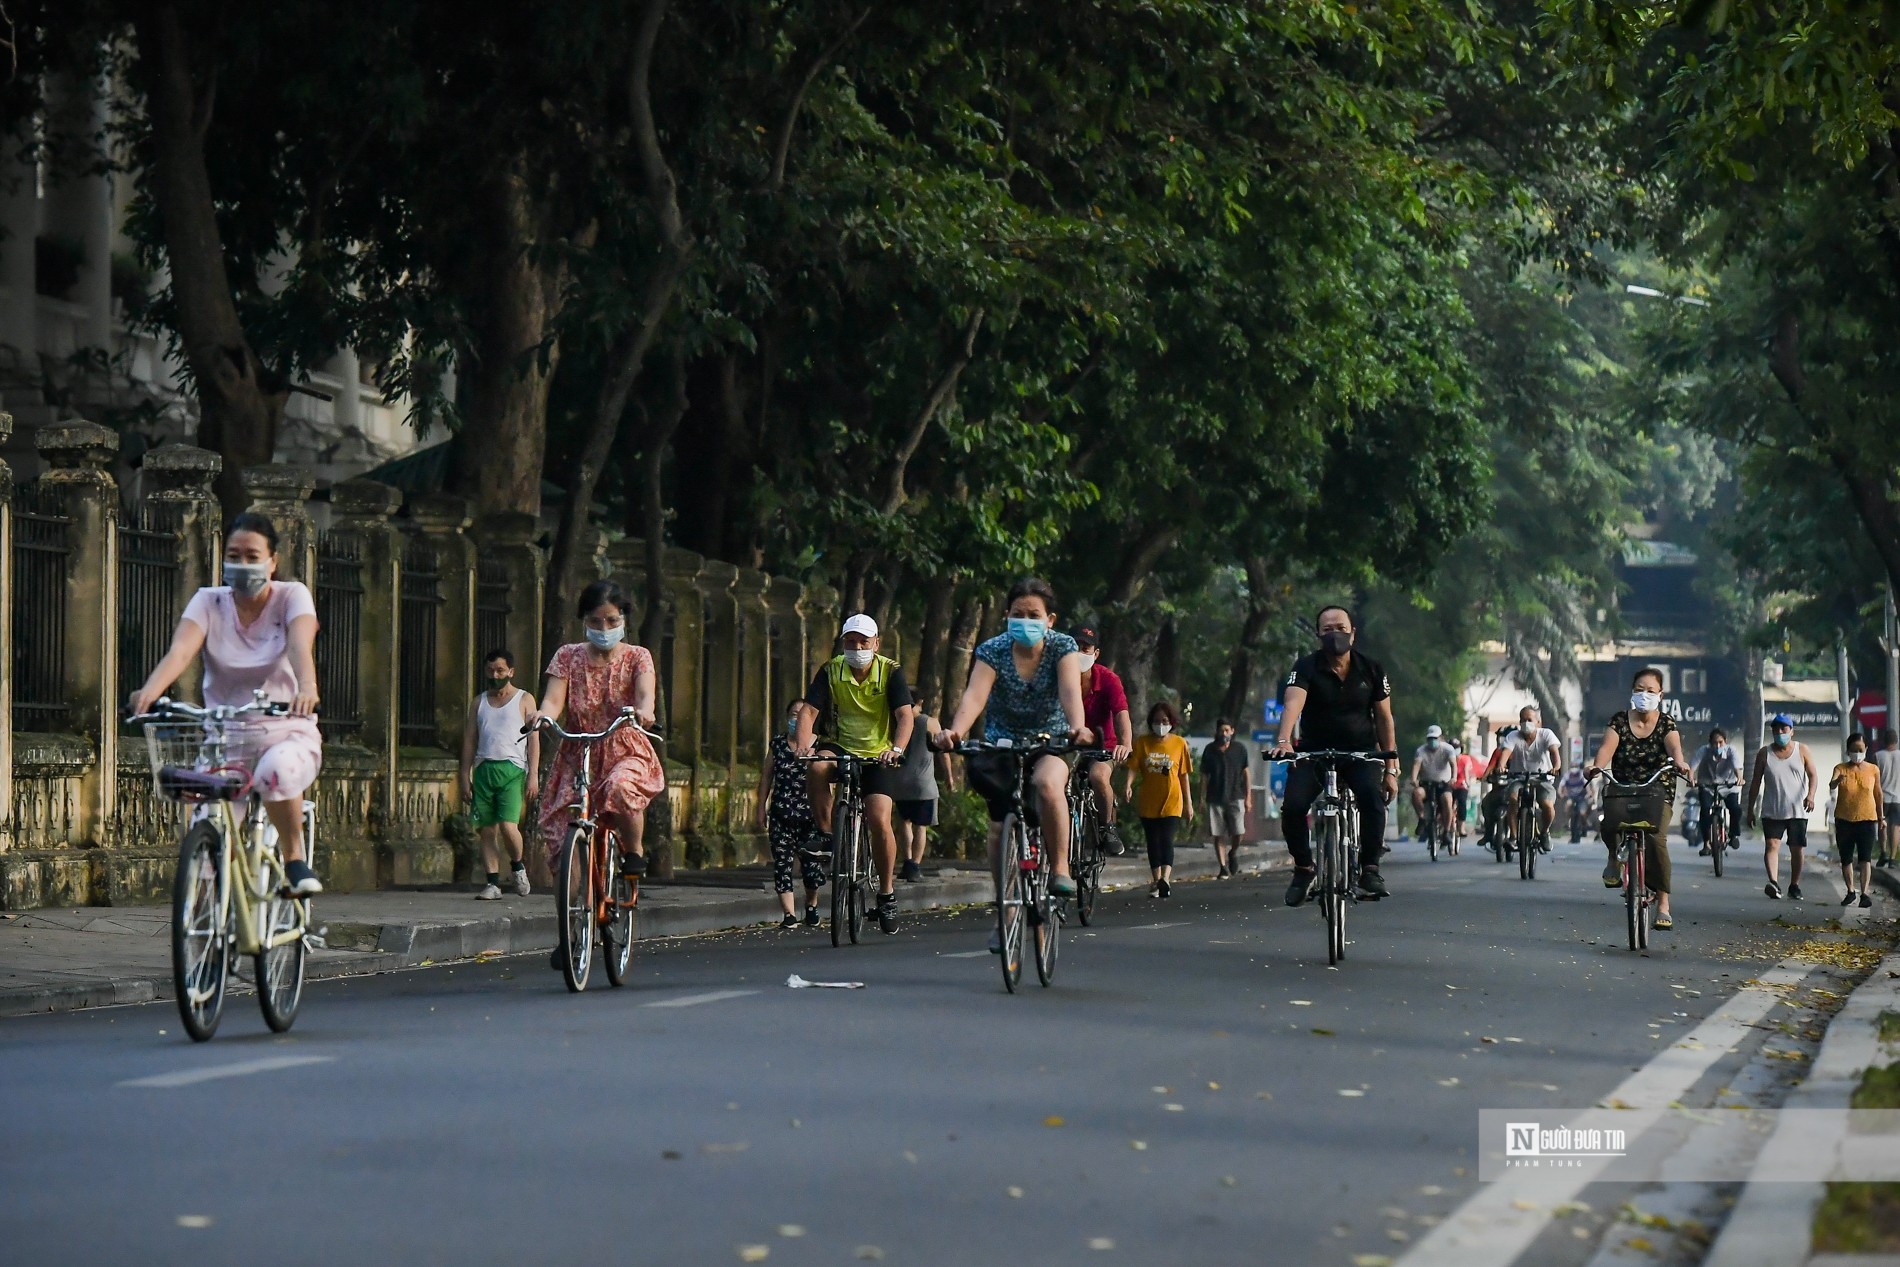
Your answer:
[1408,725,1456,849]
[1480,705,1562,851]
[1690,726,1743,856]
[1073,626,1133,856]
[1269,605,1398,903]
[1560,764,1591,842]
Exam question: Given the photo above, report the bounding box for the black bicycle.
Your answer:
[1418,780,1453,860]
[1067,751,1113,926]
[1505,771,1557,880]
[954,735,1076,992]
[1699,781,1740,877]
[1289,749,1397,966]
[798,750,879,947]
[1593,765,1687,951]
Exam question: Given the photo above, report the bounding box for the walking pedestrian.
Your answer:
[1125,700,1193,898]
[460,650,538,899]
[1202,718,1250,877]
[1453,738,1483,840]
[1876,728,1900,868]
[1830,732,1885,908]
[758,699,826,928]
[891,713,950,882]
[1746,713,1818,901]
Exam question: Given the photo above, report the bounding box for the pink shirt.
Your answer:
[181,582,318,711]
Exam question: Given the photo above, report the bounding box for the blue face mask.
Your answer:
[1007,617,1047,648]
[1772,732,1791,748]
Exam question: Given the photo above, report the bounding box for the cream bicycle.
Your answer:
[133,693,320,1041]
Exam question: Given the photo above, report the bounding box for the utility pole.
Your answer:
[1838,633,1853,746]
[1884,585,1900,743]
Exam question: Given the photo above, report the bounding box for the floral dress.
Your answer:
[537,642,666,866]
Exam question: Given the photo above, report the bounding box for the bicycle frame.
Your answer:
[191,796,309,963]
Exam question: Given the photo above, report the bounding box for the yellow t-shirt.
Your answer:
[1834,761,1882,822]
[1128,733,1191,819]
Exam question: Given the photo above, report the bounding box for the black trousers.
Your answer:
[1141,816,1179,869]
[1281,761,1387,871]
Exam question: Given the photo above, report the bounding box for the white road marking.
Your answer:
[1125,922,1190,931]
[640,989,760,1009]
[1394,960,1811,1267]
[119,1054,335,1088]
[941,950,991,959]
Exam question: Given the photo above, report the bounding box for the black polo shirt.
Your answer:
[1285,649,1390,751]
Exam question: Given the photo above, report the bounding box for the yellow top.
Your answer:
[1127,733,1192,819]
[1833,761,1882,823]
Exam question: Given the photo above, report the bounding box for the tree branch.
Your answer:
[878,307,984,515]
[630,0,685,250]
[767,5,871,193]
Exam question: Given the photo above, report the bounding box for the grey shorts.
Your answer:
[1207,801,1247,837]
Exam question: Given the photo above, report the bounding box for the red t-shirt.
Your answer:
[1082,665,1129,746]
[1454,752,1484,789]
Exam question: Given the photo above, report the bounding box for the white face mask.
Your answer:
[1630,690,1660,713]
[843,648,875,670]
[1849,751,1867,764]
[1152,723,1172,737]
[1075,653,1098,673]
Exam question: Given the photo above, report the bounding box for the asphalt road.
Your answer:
[2,834,1874,1267]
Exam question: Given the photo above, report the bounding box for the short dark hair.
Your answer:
[1006,576,1057,613]
[1316,604,1353,628]
[1147,699,1179,728]
[1215,716,1235,732]
[1709,726,1726,742]
[577,578,632,620]
[1885,728,1898,746]
[1632,667,1664,690]
[227,511,279,552]
[784,698,804,713]
[1849,730,1869,748]
[482,648,515,668]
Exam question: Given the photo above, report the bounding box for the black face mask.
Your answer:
[1319,630,1352,656]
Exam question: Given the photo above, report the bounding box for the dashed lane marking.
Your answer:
[640,989,761,1009]
[119,1055,335,1088]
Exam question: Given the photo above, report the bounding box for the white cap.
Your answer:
[1425,724,1443,738]
[842,613,879,639]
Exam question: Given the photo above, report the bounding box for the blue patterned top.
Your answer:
[975,631,1080,742]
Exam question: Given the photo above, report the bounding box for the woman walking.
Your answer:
[758,698,826,927]
[1126,701,1193,898]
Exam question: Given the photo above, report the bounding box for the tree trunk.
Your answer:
[1220,556,1275,723]
[639,357,689,654]
[133,3,286,520]
[943,592,982,713]
[1097,524,1178,679]
[869,560,903,630]
[449,156,568,518]
[915,575,956,714]
[1154,614,1181,698]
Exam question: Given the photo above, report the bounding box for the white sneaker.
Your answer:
[511,869,531,897]
[475,883,503,900]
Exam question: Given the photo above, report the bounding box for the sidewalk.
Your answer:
[0,842,1284,1019]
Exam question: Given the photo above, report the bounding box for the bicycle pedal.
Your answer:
[303,933,328,951]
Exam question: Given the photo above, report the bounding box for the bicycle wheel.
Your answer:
[1033,830,1060,987]
[997,814,1027,992]
[1073,804,1100,927]
[171,821,229,1042]
[1710,811,1726,878]
[1425,804,1438,861]
[1518,802,1535,880]
[255,881,307,1034]
[847,803,867,946]
[1623,834,1643,951]
[1314,814,1343,966]
[830,802,854,948]
[558,827,593,991]
[602,838,637,988]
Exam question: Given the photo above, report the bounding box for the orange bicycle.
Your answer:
[530,707,659,992]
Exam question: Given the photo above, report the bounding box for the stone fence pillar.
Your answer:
[699,560,739,769]
[735,570,771,767]
[37,421,119,847]
[0,410,12,860]
[142,445,221,703]
[240,465,317,584]
[408,492,475,753]
[802,583,840,680]
[327,480,403,828]
[662,547,706,754]
[766,577,806,721]
[474,511,545,687]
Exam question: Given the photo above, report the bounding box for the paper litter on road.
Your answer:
[786,974,864,989]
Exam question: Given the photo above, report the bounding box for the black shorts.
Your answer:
[1762,817,1808,848]
[896,798,937,827]
[1838,819,1879,865]
[815,742,896,799]
[965,750,1070,823]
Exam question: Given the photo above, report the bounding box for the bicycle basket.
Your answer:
[144,720,267,802]
[1601,784,1666,834]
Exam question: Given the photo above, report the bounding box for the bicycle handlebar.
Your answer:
[126,692,290,726]
[1588,766,1689,789]
[525,707,662,745]
[1283,748,1399,763]
[950,734,1079,759]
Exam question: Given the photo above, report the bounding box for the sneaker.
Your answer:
[1158,878,1172,899]
[512,868,532,897]
[1789,883,1802,900]
[475,883,503,900]
[1843,891,1857,907]
[876,893,897,935]
[780,913,801,930]
[1357,869,1389,899]
[1603,857,1625,888]
[1698,846,1711,857]
[1049,875,1078,898]
[284,859,323,896]
[804,906,821,926]
[1765,881,1782,900]
[619,851,647,879]
[1285,869,1317,907]
[1101,824,1128,857]
[988,927,1002,954]
[1216,867,1230,880]
[1861,892,1874,909]
[900,859,923,883]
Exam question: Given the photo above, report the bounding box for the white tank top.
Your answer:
[1760,744,1809,820]
[475,690,529,767]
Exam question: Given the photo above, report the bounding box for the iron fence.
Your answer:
[117,504,181,722]
[314,533,364,740]
[475,555,511,686]
[11,483,71,731]
[399,536,442,746]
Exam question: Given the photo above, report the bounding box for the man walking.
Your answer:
[460,649,539,899]
[1202,718,1250,877]
[1876,728,1900,868]
[1747,713,1818,900]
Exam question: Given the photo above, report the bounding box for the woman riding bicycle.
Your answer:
[529,580,665,898]
[1588,667,1692,930]
[131,513,323,895]
[936,577,1092,950]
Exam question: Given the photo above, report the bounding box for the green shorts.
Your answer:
[470,760,527,827]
